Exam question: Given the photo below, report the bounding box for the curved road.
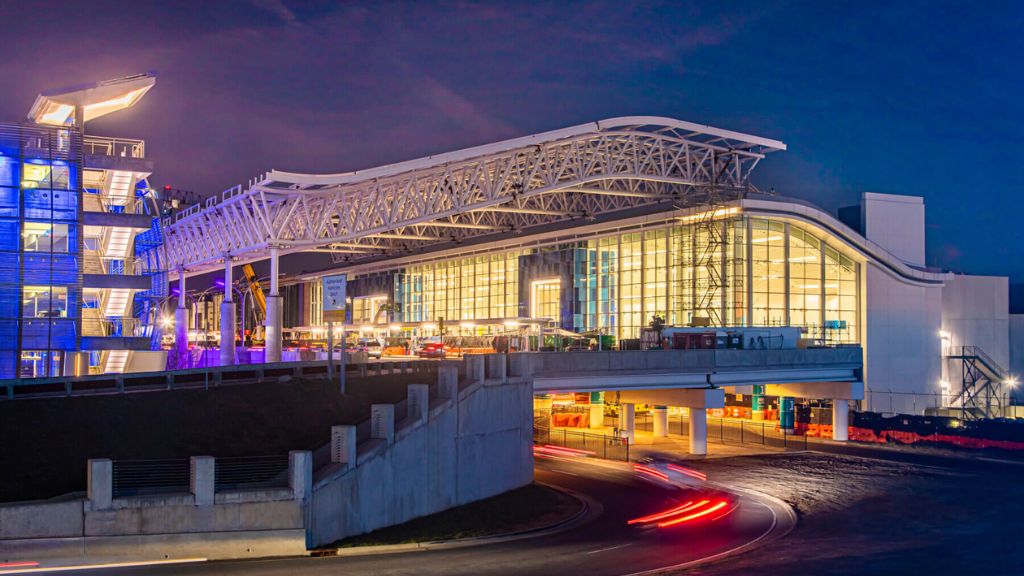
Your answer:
[65,457,792,576]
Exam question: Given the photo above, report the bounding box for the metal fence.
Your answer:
[533,424,630,461]
[112,458,190,498]
[214,455,290,492]
[623,412,808,450]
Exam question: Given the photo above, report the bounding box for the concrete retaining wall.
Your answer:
[309,355,534,547]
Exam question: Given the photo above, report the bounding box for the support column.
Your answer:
[220,257,236,366]
[653,406,668,438]
[832,399,849,441]
[265,248,282,363]
[751,384,765,421]
[779,396,795,431]
[619,402,635,445]
[589,391,605,429]
[175,267,188,361]
[689,408,707,456]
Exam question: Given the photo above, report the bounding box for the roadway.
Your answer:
[56,457,792,576]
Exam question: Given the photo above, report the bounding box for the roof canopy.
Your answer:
[28,73,156,126]
[163,116,785,275]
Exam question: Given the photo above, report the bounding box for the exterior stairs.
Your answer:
[104,350,130,374]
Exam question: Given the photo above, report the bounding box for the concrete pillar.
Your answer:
[175,306,188,360]
[87,458,113,510]
[689,408,707,456]
[653,406,668,438]
[620,402,635,445]
[265,247,282,363]
[408,384,429,424]
[438,365,458,400]
[466,355,485,383]
[331,424,357,468]
[288,450,313,501]
[751,384,765,421]
[371,404,395,445]
[832,399,849,441]
[486,354,507,382]
[219,301,236,366]
[589,391,605,429]
[780,396,795,431]
[190,456,215,506]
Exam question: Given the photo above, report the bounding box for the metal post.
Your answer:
[327,320,334,380]
[339,328,346,394]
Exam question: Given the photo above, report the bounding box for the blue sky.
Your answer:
[0,1,1020,279]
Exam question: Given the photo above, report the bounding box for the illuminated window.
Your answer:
[22,221,70,252]
[788,227,822,331]
[352,295,388,325]
[825,247,859,343]
[22,286,68,318]
[750,219,786,326]
[531,279,561,321]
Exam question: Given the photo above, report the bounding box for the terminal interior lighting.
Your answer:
[388,324,402,332]
[503,320,521,328]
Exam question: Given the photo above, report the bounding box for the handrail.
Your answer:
[83,135,145,159]
[955,345,1007,379]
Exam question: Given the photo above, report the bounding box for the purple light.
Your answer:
[215,279,225,288]
[171,288,180,295]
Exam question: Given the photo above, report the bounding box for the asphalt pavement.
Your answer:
[56,456,790,576]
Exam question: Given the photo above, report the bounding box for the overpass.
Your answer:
[516,347,863,454]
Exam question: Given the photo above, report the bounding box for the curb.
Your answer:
[319,482,601,558]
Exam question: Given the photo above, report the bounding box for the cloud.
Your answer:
[249,0,299,25]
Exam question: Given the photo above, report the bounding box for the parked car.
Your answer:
[416,342,447,358]
[358,338,383,359]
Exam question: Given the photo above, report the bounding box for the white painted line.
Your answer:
[0,558,207,574]
[586,543,633,555]
[552,470,579,476]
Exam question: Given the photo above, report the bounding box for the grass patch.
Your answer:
[0,371,434,502]
[333,483,581,548]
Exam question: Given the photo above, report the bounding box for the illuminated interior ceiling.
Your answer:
[27,73,156,126]
[162,116,786,275]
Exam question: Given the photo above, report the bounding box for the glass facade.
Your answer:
[367,215,861,344]
[0,123,83,378]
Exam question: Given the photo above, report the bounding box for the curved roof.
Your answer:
[163,116,785,274]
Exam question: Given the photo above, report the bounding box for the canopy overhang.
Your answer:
[162,116,785,276]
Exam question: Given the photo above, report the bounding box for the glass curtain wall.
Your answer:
[0,123,82,379]
[372,215,861,344]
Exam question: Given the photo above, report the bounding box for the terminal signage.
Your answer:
[322,274,347,322]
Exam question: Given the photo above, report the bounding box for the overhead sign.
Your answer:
[322,274,347,322]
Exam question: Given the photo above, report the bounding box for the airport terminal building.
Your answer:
[2,74,1015,422]
[157,115,1016,418]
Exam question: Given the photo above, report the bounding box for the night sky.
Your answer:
[1,1,1021,280]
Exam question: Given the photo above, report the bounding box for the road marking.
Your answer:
[586,543,632,555]
[552,470,579,476]
[0,558,207,574]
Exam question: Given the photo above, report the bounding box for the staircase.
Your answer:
[103,227,133,260]
[104,350,130,374]
[82,306,104,336]
[946,345,1009,419]
[103,288,132,318]
[106,170,134,206]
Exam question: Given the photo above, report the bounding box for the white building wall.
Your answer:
[862,192,926,266]
[1008,315,1024,401]
[863,262,943,414]
[940,274,1010,371]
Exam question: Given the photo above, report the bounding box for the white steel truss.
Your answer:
[162,116,785,274]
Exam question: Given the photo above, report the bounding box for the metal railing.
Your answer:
[214,455,290,492]
[112,458,190,498]
[84,135,145,159]
[81,317,146,338]
[533,423,630,461]
[619,412,808,450]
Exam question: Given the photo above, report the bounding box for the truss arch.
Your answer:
[162,116,785,274]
